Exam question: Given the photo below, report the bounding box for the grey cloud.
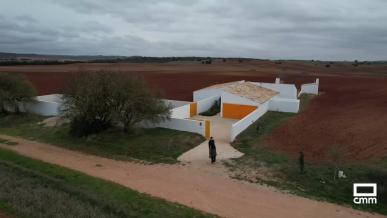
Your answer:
[1,0,387,60]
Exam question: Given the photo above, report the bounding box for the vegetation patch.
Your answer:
[0,72,36,114]
[298,94,315,111]
[227,111,387,215]
[61,71,170,137]
[199,99,221,116]
[0,148,213,218]
[0,114,204,164]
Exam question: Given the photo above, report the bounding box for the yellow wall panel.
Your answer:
[222,103,257,119]
[190,103,197,117]
[205,120,211,139]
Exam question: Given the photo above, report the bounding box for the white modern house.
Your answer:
[23,78,319,142]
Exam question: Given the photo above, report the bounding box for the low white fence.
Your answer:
[299,79,319,96]
[164,99,190,108]
[299,84,318,95]
[197,95,219,114]
[230,101,269,141]
[19,94,62,116]
[143,118,205,136]
[269,97,300,113]
[23,101,60,116]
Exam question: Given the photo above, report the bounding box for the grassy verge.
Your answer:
[0,148,213,218]
[0,114,204,164]
[226,102,387,215]
[299,93,315,111]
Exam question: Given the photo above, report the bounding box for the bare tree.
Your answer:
[111,74,170,132]
[61,71,170,136]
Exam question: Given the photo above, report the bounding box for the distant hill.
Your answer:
[0,52,225,65]
[0,52,124,62]
[0,52,217,65]
[1,52,386,66]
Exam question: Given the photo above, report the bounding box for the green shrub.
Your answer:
[0,72,36,114]
[199,98,221,116]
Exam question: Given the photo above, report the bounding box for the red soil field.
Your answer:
[1,60,386,162]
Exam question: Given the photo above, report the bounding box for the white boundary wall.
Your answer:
[251,82,298,99]
[170,104,190,119]
[23,101,60,116]
[299,79,319,96]
[193,88,222,102]
[299,84,318,95]
[230,101,269,141]
[20,94,62,116]
[142,118,205,136]
[163,99,190,108]
[221,92,258,117]
[269,97,300,113]
[221,91,257,106]
[197,95,219,114]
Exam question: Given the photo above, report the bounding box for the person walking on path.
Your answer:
[208,137,217,164]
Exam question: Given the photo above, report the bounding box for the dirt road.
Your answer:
[0,135,384,218]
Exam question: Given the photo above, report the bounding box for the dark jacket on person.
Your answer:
[208,139,217,158]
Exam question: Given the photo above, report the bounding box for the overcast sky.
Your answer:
[1,0,387,60]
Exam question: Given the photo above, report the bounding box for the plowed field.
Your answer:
[1,60,386,162]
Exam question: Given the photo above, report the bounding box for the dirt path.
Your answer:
[0,135,384,218]
[178,115,243,169]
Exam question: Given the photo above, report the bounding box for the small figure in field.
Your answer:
[299,151,304,173]
[208,137,217,164]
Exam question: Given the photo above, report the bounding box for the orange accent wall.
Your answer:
[222,103,257,119]
[205,120,211,138]
[190,103,197,117]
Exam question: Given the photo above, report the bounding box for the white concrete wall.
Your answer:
[197,95,220,114]
[230,101,269,141]
[221,91,258,117]
[269,97,300,113]
[193,88,222,102]
[299,83,318,95]
[251,82,298,99]
[163,99,190,108]
[143,118,205,136]
[170,104,190,119]
[23,101,60,116]
[221,91,257,106]
[299,79,319,96]
[15,94,63,116]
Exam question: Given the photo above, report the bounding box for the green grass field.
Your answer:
[0,148,214,218]
[0,114,204,164]
[227,111,387,215]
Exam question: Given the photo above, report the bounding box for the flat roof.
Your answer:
[199,81,278,104]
